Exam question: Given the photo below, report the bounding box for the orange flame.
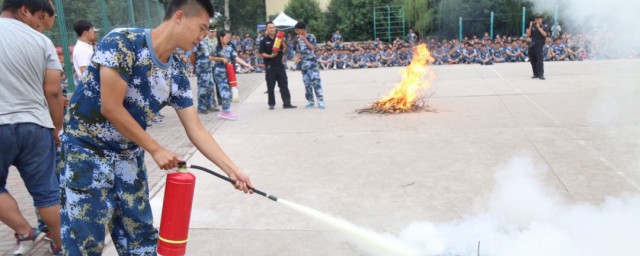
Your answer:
[374,44,435,112]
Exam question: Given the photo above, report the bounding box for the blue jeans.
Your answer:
[0,123,59,207]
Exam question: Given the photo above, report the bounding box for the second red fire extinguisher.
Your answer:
[225,62,239,102]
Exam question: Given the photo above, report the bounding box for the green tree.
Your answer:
[283,0,328,40]
[209,0,265,36]
[401,0,437,39]
[325,0,396,42]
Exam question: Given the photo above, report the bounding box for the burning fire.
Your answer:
[367,44,435,113]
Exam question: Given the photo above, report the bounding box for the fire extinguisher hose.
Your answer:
[185,163,278,202]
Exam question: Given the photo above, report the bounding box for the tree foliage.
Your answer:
[283,0,327,40]
[5,0,545,43]
[210,0,265,34]
[402,0,436,39]
[325,0,394,42]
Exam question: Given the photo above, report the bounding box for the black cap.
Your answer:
[294,22,306,29]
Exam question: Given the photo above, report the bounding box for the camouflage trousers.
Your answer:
[213,67,233,112]
[301,61,324,103]
[197,70,217,111]
[60,143,157,256]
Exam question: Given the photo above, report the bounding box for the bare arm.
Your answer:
[299,35,315,51]
[235,57,252,68]
[99,66,180,169]
[43,69,63,145]
[176,106,253,193]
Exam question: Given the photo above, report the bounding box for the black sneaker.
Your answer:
[539,76,546,80]
[269,106,275,110]
[531,76,539,79]
[283,105,297,109]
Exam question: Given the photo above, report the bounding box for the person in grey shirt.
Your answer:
[0,0,64,255]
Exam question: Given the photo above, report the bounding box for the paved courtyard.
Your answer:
[3,59,640,255]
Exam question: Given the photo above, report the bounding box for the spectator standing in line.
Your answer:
[191,27,218,114]
[259,22,297,110]
[0,0,64,255]
[527,14,548,80]
[294,21,325,109]
[407,29,417,45]
[60,0,254,254]
[72,20,98,82]
[206,28,223,106]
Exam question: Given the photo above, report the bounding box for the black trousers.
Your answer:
[528,43,544,77]
[265,65,291,106]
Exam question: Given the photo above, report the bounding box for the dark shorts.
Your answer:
[0,123,60,207]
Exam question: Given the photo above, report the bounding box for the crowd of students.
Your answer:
[174,29,638,74]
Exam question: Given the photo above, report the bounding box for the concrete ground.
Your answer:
[150,59,640,255]
[3,59,640,255]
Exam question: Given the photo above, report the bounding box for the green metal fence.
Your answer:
[0,0,166,89]
[373,6,405,43]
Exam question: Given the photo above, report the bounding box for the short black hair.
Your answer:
[73,20,93,37]
[294,21,306,30]
[163,0,214,21]
[266,21,274,26]
[2,0,54,16]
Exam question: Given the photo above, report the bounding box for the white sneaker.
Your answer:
[13,228,45,256]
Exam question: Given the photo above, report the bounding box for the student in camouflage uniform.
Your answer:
[191,32,217,113]
[294,22,325,109]
[60,1,254,255]
[210,30,253,120]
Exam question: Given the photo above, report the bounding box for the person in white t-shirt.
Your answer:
[72,19,97,81]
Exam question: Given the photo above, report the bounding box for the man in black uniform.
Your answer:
[259,22,296,110]
[527,15,548,80]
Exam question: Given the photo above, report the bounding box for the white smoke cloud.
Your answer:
[528,0,640,52]
[398,156,640,256]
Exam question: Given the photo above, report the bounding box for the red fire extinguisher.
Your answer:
[225,62,237,87]
[157,162,196,256]
[226,62,240,102]
[272,31,285,52]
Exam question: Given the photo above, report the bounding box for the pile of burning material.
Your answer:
[358,44,436,114]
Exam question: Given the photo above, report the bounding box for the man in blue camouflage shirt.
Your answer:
[295,22,325,109]
[60,0,254,255]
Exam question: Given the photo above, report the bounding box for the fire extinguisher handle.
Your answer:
[186,163,278,201]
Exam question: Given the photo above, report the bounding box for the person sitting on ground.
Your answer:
[550,37,568,61]
[461,42,478,64]
[379,48,392,67]
[398,47,411,66]
[448,43,462,64]
[334,49,348,69]
[253,50,265,72]
[432,45,446,65]
[349,49,366,69]
[318,51,332,70]
[505,41,521,62]
[491,42,505,63]
[566,38,586,61]
[366,48,380,68]
[478,44,493,65]
[543,37,553,61]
